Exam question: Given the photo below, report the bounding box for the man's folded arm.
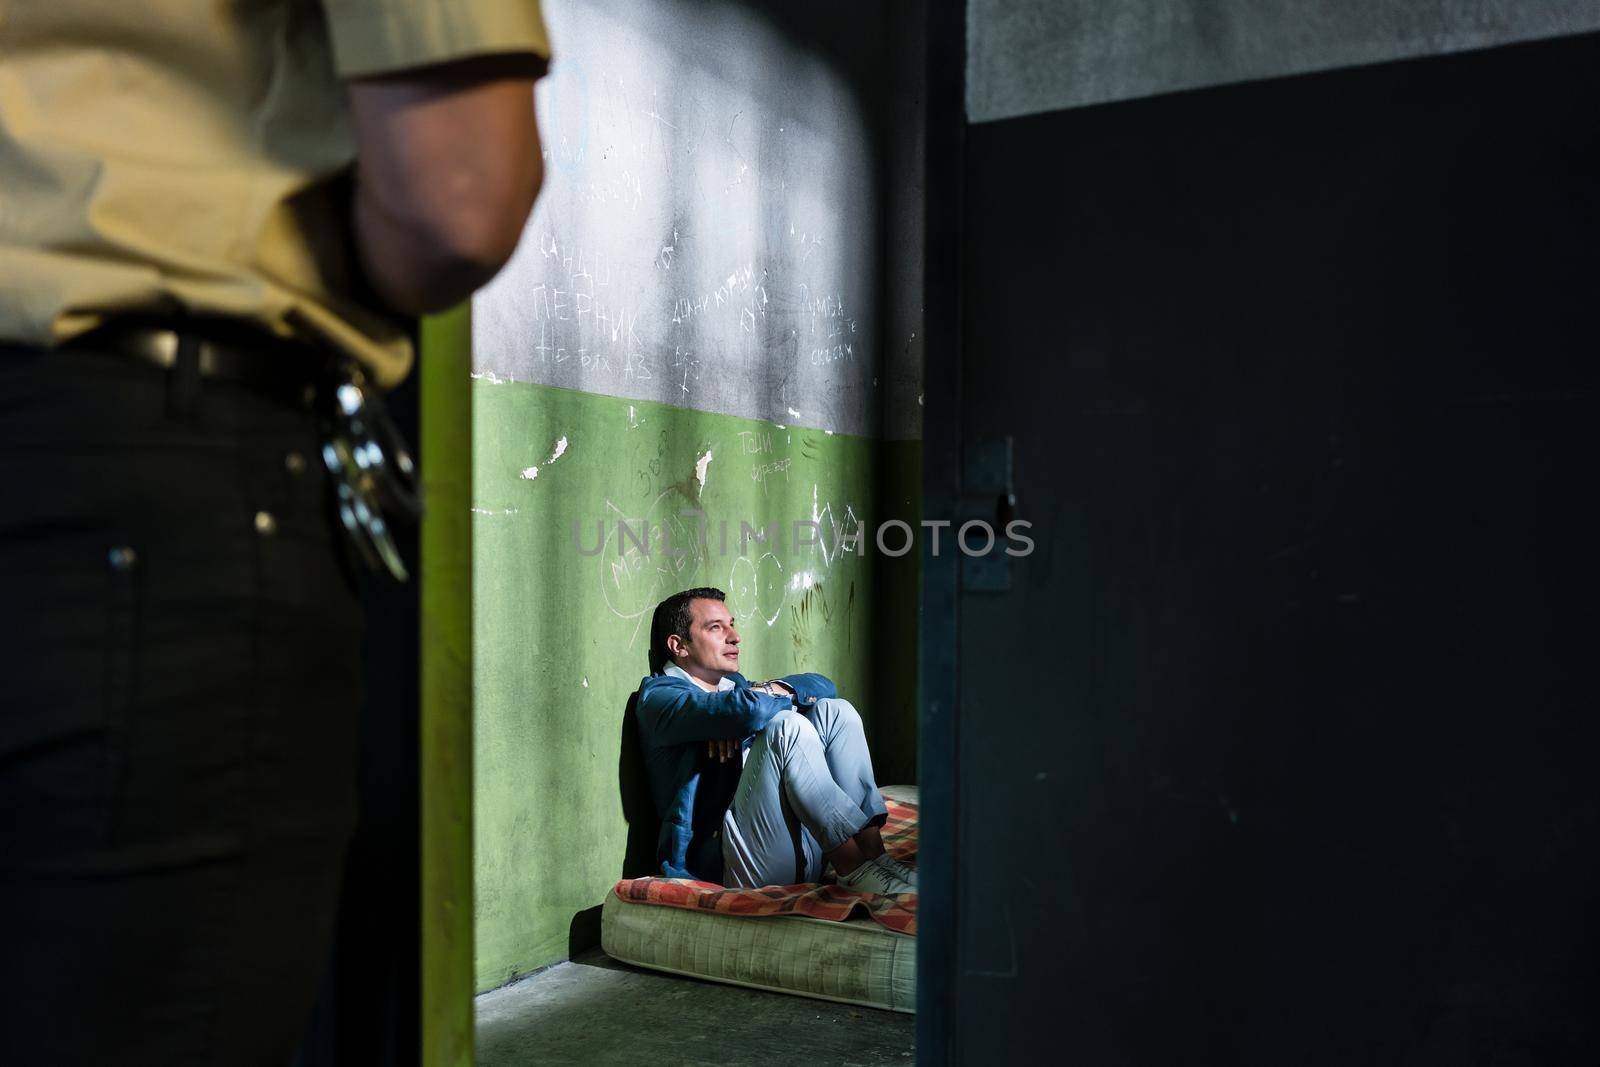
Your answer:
[638,685,791,747]
[775,673,837,706]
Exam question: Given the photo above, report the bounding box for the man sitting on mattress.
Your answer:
[634,586,915,896]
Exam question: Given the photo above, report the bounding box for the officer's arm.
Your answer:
[346,53,545,316]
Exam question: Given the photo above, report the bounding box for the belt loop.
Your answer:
[168,334,202,418]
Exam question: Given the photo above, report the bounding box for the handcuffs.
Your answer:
[319,361,423,582]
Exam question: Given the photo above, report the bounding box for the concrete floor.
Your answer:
[476,948,915,1066]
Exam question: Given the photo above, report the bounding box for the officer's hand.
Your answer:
[707,739,740,763]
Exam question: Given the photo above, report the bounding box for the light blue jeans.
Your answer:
[720,698,888,888]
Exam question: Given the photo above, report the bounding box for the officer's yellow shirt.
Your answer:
[0,0,550,386]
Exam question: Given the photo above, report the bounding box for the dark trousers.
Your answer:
[0,342,363,1064]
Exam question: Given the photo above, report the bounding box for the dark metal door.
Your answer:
[925,29,1600,1065]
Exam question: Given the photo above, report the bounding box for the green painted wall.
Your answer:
[419,308,475,1066]
[472,379,913,990]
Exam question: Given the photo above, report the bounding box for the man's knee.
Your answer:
[760,708,809,742]
[812,697,863,733]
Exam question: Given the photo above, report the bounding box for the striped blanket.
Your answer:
[611,786,919,935]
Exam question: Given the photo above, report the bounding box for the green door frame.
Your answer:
[420,305,475,1067]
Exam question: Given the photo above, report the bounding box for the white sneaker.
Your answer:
[873,854,918,891]
[837,855,915,896]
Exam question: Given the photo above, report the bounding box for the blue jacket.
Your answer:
[634,663,837,882]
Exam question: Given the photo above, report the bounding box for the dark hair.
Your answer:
[649,587,726,674]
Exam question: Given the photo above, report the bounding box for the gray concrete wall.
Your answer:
[883,3,927,443]
[475,0,895,438]
[968,0,1600,122]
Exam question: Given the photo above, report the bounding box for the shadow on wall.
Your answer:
[616,692,658,881]
[567,693,656,960]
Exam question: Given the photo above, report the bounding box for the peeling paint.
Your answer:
[470,370,515,385]
[548,436,569,464]
[786,406,802,419]
[582,676,589,688]
[520,466,539,480]
[694,448,714,490]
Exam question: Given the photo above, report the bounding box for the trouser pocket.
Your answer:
[0,532,144,864]
[99,541,143,843]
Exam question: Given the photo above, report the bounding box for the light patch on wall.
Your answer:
[694,448,714,490]
[472,0,879,437]
[520,437,570,483]
[788,569,818,592]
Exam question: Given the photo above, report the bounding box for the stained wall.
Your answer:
[469,0,922,991]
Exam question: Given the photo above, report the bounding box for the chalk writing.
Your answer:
[523,233,652,383]
[668,346,701,399]
[599,489,709,647]
[737,431,773,455]
[751,458,792,491]
[670,263,766,328]
[727,552,786,627]
[654,228,680,271]
[796,286,857,365]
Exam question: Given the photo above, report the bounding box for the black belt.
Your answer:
[73,319,423,583]
[73,320,325,400]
